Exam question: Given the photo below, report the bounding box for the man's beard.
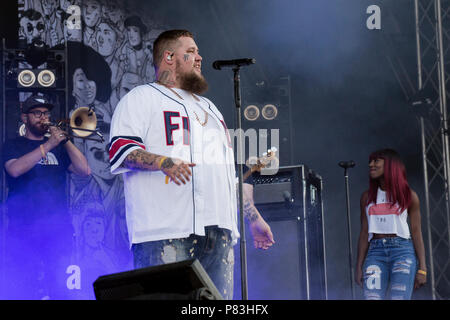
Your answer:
[176,62,209,95]
[27,122,47,136]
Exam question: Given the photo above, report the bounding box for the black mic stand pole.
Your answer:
[233,66,248,300]
[339,161,356,300]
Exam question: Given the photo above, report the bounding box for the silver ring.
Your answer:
[59,134,64,137]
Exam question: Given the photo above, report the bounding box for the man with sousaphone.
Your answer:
[2,94,91,299]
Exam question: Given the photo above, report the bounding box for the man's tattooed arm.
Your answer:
[241,182,275,249]
[122,149,174,171]
[122,149,195,185]
[243,197,260,222]
[239,183,261,222]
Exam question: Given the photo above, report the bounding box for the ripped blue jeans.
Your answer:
[363,237,417,300]
[132,226,234,300]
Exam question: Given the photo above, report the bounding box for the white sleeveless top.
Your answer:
[365,188,411,241]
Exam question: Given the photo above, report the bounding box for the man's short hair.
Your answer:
[152,29,194,69]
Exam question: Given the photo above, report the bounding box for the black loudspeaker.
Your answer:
[93,259,223,300]
[234,165,327,300]
[241,76,294,166]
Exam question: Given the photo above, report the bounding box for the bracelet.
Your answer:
[158,156,167,169]
[417,269,427,276]
[39,144,48,164]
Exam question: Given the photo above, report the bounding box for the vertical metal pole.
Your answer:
[420,118,436,299]
[415,0,436,300]
[320,178,328,300]
[344,169,355,300]
[435,0,450,258]
[234,67,248,300]
[301,168,310,300]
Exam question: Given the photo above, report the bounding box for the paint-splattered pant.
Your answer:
[363,237,417,300]
[132,226,234,300]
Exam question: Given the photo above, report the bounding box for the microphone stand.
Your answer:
[339,161,356,300]
[233,66,248,300]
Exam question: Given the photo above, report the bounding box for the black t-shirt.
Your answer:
[2,136,71,228]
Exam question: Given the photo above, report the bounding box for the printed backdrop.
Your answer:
[17,0,167,299]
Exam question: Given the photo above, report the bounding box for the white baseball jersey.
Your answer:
[109,82,239,247]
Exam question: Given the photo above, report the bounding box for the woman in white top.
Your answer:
[355,149,426,299]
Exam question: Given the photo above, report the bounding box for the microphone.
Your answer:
[338,160,356,169]
[212,58,256,70]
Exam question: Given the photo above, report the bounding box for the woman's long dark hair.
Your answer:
[367,148,411,212]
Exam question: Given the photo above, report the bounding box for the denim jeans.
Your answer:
[362,237,417,300]
[132,226,234,299]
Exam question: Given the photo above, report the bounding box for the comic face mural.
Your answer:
[82,0,101,28]
[72,68,97,106]
[13,0,163,299]
[19,9,46,44]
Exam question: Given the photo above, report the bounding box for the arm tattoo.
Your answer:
[160,157,175,169]
[243,198,259,222]
[123,149,165,171]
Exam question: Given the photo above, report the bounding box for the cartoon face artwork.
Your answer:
[19,12,46,44]
[126,25,141,47]
[72,68,97,106]
[102,0,124,27]
[82,215,105,248]
[82,0,101,28]
[42,0,58,17]
[96,21,119,57]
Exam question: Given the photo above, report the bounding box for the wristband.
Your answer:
[158,156,167,169]
[40,144,48,164]
[417,269,427,276]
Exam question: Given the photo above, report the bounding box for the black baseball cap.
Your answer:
[22,94,54,113]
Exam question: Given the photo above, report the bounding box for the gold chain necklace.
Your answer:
[161,83,209,127]
[193,109,208,127]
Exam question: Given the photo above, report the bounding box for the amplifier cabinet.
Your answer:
[234,165,328,300]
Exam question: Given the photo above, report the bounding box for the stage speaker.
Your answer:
[241,76,293,166]
[234,165,327,300]
[93,259,223,300]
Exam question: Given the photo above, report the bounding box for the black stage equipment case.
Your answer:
[234,165,328,300]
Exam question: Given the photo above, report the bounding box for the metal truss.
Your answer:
[415,0,450,300]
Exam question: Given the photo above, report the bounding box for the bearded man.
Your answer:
[109,29,274,300]
[2,94,90,299]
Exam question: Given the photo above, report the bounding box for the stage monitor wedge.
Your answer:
[93,259,223,300]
